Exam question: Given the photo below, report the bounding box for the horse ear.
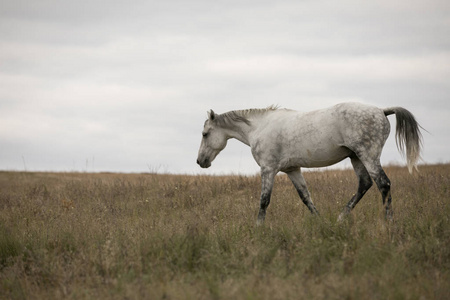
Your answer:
[208,110,216,121]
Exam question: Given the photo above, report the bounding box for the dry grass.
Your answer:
[0,164,449,299]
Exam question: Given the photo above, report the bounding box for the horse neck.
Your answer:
[223,111,272,146]
[223,121,252,146]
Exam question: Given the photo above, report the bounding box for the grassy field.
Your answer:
[0,164,449,299]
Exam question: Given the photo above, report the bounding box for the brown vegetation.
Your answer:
[0,164,449,299]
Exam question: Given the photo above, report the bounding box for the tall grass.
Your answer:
[0,165,449,299]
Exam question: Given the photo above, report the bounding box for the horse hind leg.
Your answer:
[373,167,393,220]
[287,169,319,215]
[360,159,393,220]
[338,156,373,221]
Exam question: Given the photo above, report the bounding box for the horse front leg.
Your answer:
[257,167,276,226]
[286,169,319,215]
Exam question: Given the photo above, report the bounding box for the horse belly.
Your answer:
[300,145,351,168]
[281,125,351,169]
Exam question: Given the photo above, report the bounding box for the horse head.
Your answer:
[196,110,228,168]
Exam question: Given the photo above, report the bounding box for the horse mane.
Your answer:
[215,105,279,127]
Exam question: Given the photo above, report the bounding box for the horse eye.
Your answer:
[202,132,208,138]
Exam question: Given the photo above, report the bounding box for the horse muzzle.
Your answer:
[196,158,211,168]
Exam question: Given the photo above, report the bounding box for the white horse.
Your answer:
[197,102,423,224]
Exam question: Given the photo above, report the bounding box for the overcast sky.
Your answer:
[1,0,449,175]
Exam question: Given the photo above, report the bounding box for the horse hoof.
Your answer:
[337,213,346,223]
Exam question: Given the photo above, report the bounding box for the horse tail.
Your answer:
[384,107,423,173]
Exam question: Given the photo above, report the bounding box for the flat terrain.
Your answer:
[0,164,449,299]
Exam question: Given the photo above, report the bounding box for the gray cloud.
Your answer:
[1,0,449,174]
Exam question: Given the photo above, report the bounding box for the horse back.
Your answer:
[250,103,390,169]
